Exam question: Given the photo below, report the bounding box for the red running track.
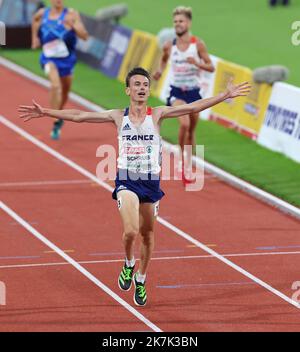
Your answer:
[0,63,300,331]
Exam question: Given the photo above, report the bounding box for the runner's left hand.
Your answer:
[224,78,251,99]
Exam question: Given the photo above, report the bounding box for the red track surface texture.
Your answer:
[0,64,300,332]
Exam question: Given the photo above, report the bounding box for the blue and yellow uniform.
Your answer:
[39,8,77,77]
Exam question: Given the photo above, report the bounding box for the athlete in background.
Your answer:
[154,6,215,183]
[31,0,88,139]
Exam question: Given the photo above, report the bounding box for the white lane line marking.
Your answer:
[0,201,162,332]
[163,141,300,220]
[1,114,300,310]
[0,116,112,192]
[0,180,92,187]
[158,217,300,309]
[1,250,300,270]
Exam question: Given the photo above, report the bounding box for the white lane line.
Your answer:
[1,250,300,270]
[1,55,299,220]
[0,201,162,332]
[0,115,113,193]
[0,179,92,187]
[1,115,299,310]
[159,217,300,309]
[150,250,300,261]
[162,142,300,220]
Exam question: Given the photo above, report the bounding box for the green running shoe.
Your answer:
[118,262,135,291]
[133,273,147,306]
[51,119,64,140]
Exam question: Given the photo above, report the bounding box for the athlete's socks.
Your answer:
[177,160,183,171]
[125,257,135,268]
[135,271,146,284]
[54,119,64,128]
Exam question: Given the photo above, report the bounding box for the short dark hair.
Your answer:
[173,6,192,20]
[125,67,151,87]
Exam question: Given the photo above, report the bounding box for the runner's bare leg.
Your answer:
[45,62,62,110]
[60,75,73,109]
[138,202,158,275]
[117,190,140,261]
[171,99,189,166]
[185,112,199,171]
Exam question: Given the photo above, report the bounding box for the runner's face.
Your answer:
[127,75,150,103]
[51,0,64,9]
[173,14,191,36]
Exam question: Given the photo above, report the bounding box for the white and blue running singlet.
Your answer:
[112,107,165,204]
[117,107,162,174]
[169,36,201,90]
[166,36,202,106]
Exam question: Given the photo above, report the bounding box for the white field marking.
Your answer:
[1,55,299,219]
[1,119,300,311]
[0,180,92,187]
[0,201,162,332]
[1,250,300,270]
[0,58,299,308]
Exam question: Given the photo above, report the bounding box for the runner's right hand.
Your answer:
[18,100,45,122]
[153,71,162,81]
[31,37,41,49]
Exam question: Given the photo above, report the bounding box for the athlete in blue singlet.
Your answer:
[31,0,88,140]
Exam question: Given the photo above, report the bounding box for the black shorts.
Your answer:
[112,169,165,203]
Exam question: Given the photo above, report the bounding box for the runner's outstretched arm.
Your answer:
[18,101,117,123]
[158,80,251,119]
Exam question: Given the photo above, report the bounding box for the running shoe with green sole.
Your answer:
[133,273,147,306]
[118,263,135,291]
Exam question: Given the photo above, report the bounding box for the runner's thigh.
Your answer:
[45,62,61,87]
[117,190,140,233]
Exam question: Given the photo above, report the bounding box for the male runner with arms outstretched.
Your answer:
[19,67,250,306]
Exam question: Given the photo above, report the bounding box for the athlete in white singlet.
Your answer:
[117,107,162,175]
[19,68,251,306]
[154,6,215,184]
[169,35,201,90]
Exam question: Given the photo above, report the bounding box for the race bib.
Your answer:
[43,39,69,58]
